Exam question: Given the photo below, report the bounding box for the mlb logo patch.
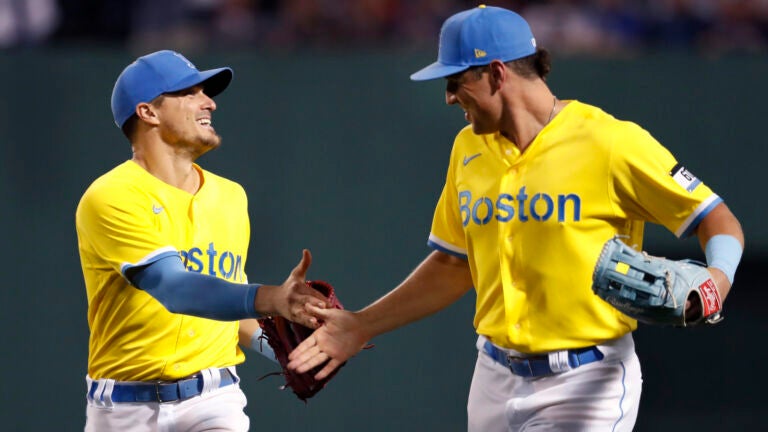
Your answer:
[669,163,701,192]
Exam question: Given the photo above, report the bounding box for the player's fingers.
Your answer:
[291,302,329,326]
[292,313,319,329]
[288,331,324,361]
[288,343,321,366]
[314,359,343,380]
[290,249,312,279]
[294,303,326,325]
[302,290,329,307]
[290,350,328,374]
[288,340,312,362]
[306,302,331,317]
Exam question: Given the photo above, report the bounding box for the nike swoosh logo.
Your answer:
[152,204,164,214]
[463,153,482,166]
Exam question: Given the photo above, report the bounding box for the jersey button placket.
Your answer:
[500,159,525,344]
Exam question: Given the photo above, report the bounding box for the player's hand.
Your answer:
[287,304,370,380]
[254,249,330,328]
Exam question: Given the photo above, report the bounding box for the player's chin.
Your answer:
[201,134,222,149]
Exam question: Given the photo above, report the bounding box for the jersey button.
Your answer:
[514,323,521,330]
[188,330,195,337]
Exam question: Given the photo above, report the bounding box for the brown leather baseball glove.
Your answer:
[256,280,345,401]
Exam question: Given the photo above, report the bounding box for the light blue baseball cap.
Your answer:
[410,5,537,81]
[110,50,233,128]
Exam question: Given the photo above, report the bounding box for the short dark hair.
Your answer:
[121,115,138,140]
[506,48,552,80]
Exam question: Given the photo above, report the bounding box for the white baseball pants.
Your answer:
[468,333,642,432]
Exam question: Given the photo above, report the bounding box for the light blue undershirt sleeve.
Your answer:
[250,327,279,364]
[128,255,260,320]
[704,234,743,284]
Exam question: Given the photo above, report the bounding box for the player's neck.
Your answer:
[131,145,202,194]
[499,85,559,152]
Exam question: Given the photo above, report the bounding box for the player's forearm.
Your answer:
[695,202,744,300]
[357,250,473,339]
[130,255,260,320]
[238,319,261,349]
[239,319,279,363]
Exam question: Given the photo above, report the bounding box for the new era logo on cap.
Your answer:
[411,5,537,81]
[172,52,197,70]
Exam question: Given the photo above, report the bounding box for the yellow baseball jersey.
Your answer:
[76,160,250,381]
[429,101,721,353]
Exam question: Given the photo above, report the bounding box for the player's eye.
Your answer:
[446,77,461,94]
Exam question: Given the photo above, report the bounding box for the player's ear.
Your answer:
[136,102,161,126]
[488,60,506,92]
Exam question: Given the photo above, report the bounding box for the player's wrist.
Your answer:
[355,309,383,343]
[252,284,279,316]
[248,327,278,363]
[245,284,262,318]
[706,267,731,300]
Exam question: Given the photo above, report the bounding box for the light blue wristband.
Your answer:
[250,327,279,364]
[704,234,743,284]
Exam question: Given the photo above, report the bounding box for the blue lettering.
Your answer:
[516,186,529,222]
[472,197,494,225]
[530,193,554,221]
[496,194,514,222]
[182,243,243,280]
[219,251,235,279]
[459,191,472,227]
[233,255,243,282]
[187,247,203,273]
[456,188,582,226]
[558,194,581,222]
[206,242,218,276]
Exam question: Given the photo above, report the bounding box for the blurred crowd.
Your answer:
[2,0,767,56]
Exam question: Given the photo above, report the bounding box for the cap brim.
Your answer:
[199,67,233,97]
[410,62,471,81]
[168,67,233,97]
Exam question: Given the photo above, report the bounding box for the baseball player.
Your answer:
[76,50,328,432]
[287,5,744,431]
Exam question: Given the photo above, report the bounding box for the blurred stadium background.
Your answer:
[1,1,766,431]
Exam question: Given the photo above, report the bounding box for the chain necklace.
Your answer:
[547,96,558,124]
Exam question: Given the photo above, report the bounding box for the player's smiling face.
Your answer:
[155,85,222,155]
[445,66,500,135]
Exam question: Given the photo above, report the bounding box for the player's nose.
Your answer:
[201,93,217,111]
[445,91,458,105]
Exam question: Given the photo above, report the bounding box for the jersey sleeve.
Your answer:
[428,143,468,259]
[76,182,179,278]
[608,121,721,238]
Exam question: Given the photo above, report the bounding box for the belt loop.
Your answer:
[200,367,221,395]
[210,367,222,392]
[154,382,163,403]
[92,380,107,407]
[548,350,572,374]
[102,379,115,408]
[85,376,94,402]
[226,366,240,384]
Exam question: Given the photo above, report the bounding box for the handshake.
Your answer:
[256,280,345,401]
